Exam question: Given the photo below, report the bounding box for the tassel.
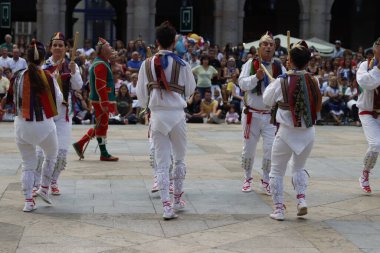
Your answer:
[34,43,39,61]
[244,112,252,139]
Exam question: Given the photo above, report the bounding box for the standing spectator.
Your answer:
[274,38,288,58]
[192,55,218,98]
[224,57,240,82]
[8,48,27,73]
[16,35,27,57]
[127,51,142,73]
[82,39,95,57]
[115,40,125,52]
[189,53,200,69]
[332,40,344,58]
[135,39,147,60]
[234,42,246,60]
[1,34,13,53]
[0,67,9,100]
[125,40,136,60]
[0,48,11,69]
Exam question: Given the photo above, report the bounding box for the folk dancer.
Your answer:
[238,32,286,194]
[72,37,119,161]
[263,41,322,220]
[357,37,380,194]
[137,21,196,219]
[7,40,63,211]
[34,32,83,196]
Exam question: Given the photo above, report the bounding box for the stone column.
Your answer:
[148,0,157,44]
[126,0,134,42]
[309,0,330,40]
[36,0,65,44]
[213,0,223,46]
[220,0,239,46]
[133,0,151,41]
[237,0,245,43]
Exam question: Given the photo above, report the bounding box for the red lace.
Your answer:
[296,194,305,199]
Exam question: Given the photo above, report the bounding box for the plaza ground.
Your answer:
[0,122,378,252]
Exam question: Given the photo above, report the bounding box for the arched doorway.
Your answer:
[243,0,300,42]
[330,0,380,50]
[155,0,215,43]
[66,0,126,47]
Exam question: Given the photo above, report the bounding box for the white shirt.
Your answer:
[0,56,11,69]
[263,72,317,154]
[356,60,380,112]
[239,58,286,112]
[137,50,196,135]
[8,57,27,73]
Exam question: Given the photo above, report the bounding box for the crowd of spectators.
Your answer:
[0,33,371,127]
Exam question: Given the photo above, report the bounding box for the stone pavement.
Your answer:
[0,122,379,252]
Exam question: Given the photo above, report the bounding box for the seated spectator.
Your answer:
[345,79,360,126]
[224,57,240,83]
[116,84,137,124]
[0,48,10,69]
[127,51,142,73]
[186,91,203,123]
[0,66,10,100]
[200,90,223,124]
[326,76,345,125]
[72,89,92,124]
[226,104,240,124]
[127,73,141,115]
[8,48,27,73]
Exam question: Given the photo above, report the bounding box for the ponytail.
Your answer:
[27,39,46,94]
[28,62,45,94]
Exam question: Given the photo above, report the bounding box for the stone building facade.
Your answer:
[29,0,380,49]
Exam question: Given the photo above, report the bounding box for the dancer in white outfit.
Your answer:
[6,40,63,211]
[357,37,380,194]
[137,21,196,220]
[34,32,82,196]
[263,41,321,220]
[238,32,286,194]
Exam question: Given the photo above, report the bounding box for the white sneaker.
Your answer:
[173,200,186,211]
[23,199,37,212]
[297,198,308,216]
[270,204,285,221]
[359,170,372,194]
[169,181,174,194]
[36,187,52,204]
[151,180,159,193]
[163,206,178,220]
[242,177,253,192]
[32,187,38,198]
[260,179,271,195]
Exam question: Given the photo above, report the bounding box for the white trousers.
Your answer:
[269,134,314,177]
[35,116,71,185]
[360,114,380,152]
[241,112,276,179]
[16,122,58,199]
[152,118,187,205]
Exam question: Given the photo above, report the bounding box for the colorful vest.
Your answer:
[277,72,321,127]
[11,69,58,121]
[44,60,71,104]
[89,57,116,103]
[145,55,183,95]
[250,58,283,95]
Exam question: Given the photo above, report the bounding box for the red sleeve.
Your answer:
[94,63,109,104]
